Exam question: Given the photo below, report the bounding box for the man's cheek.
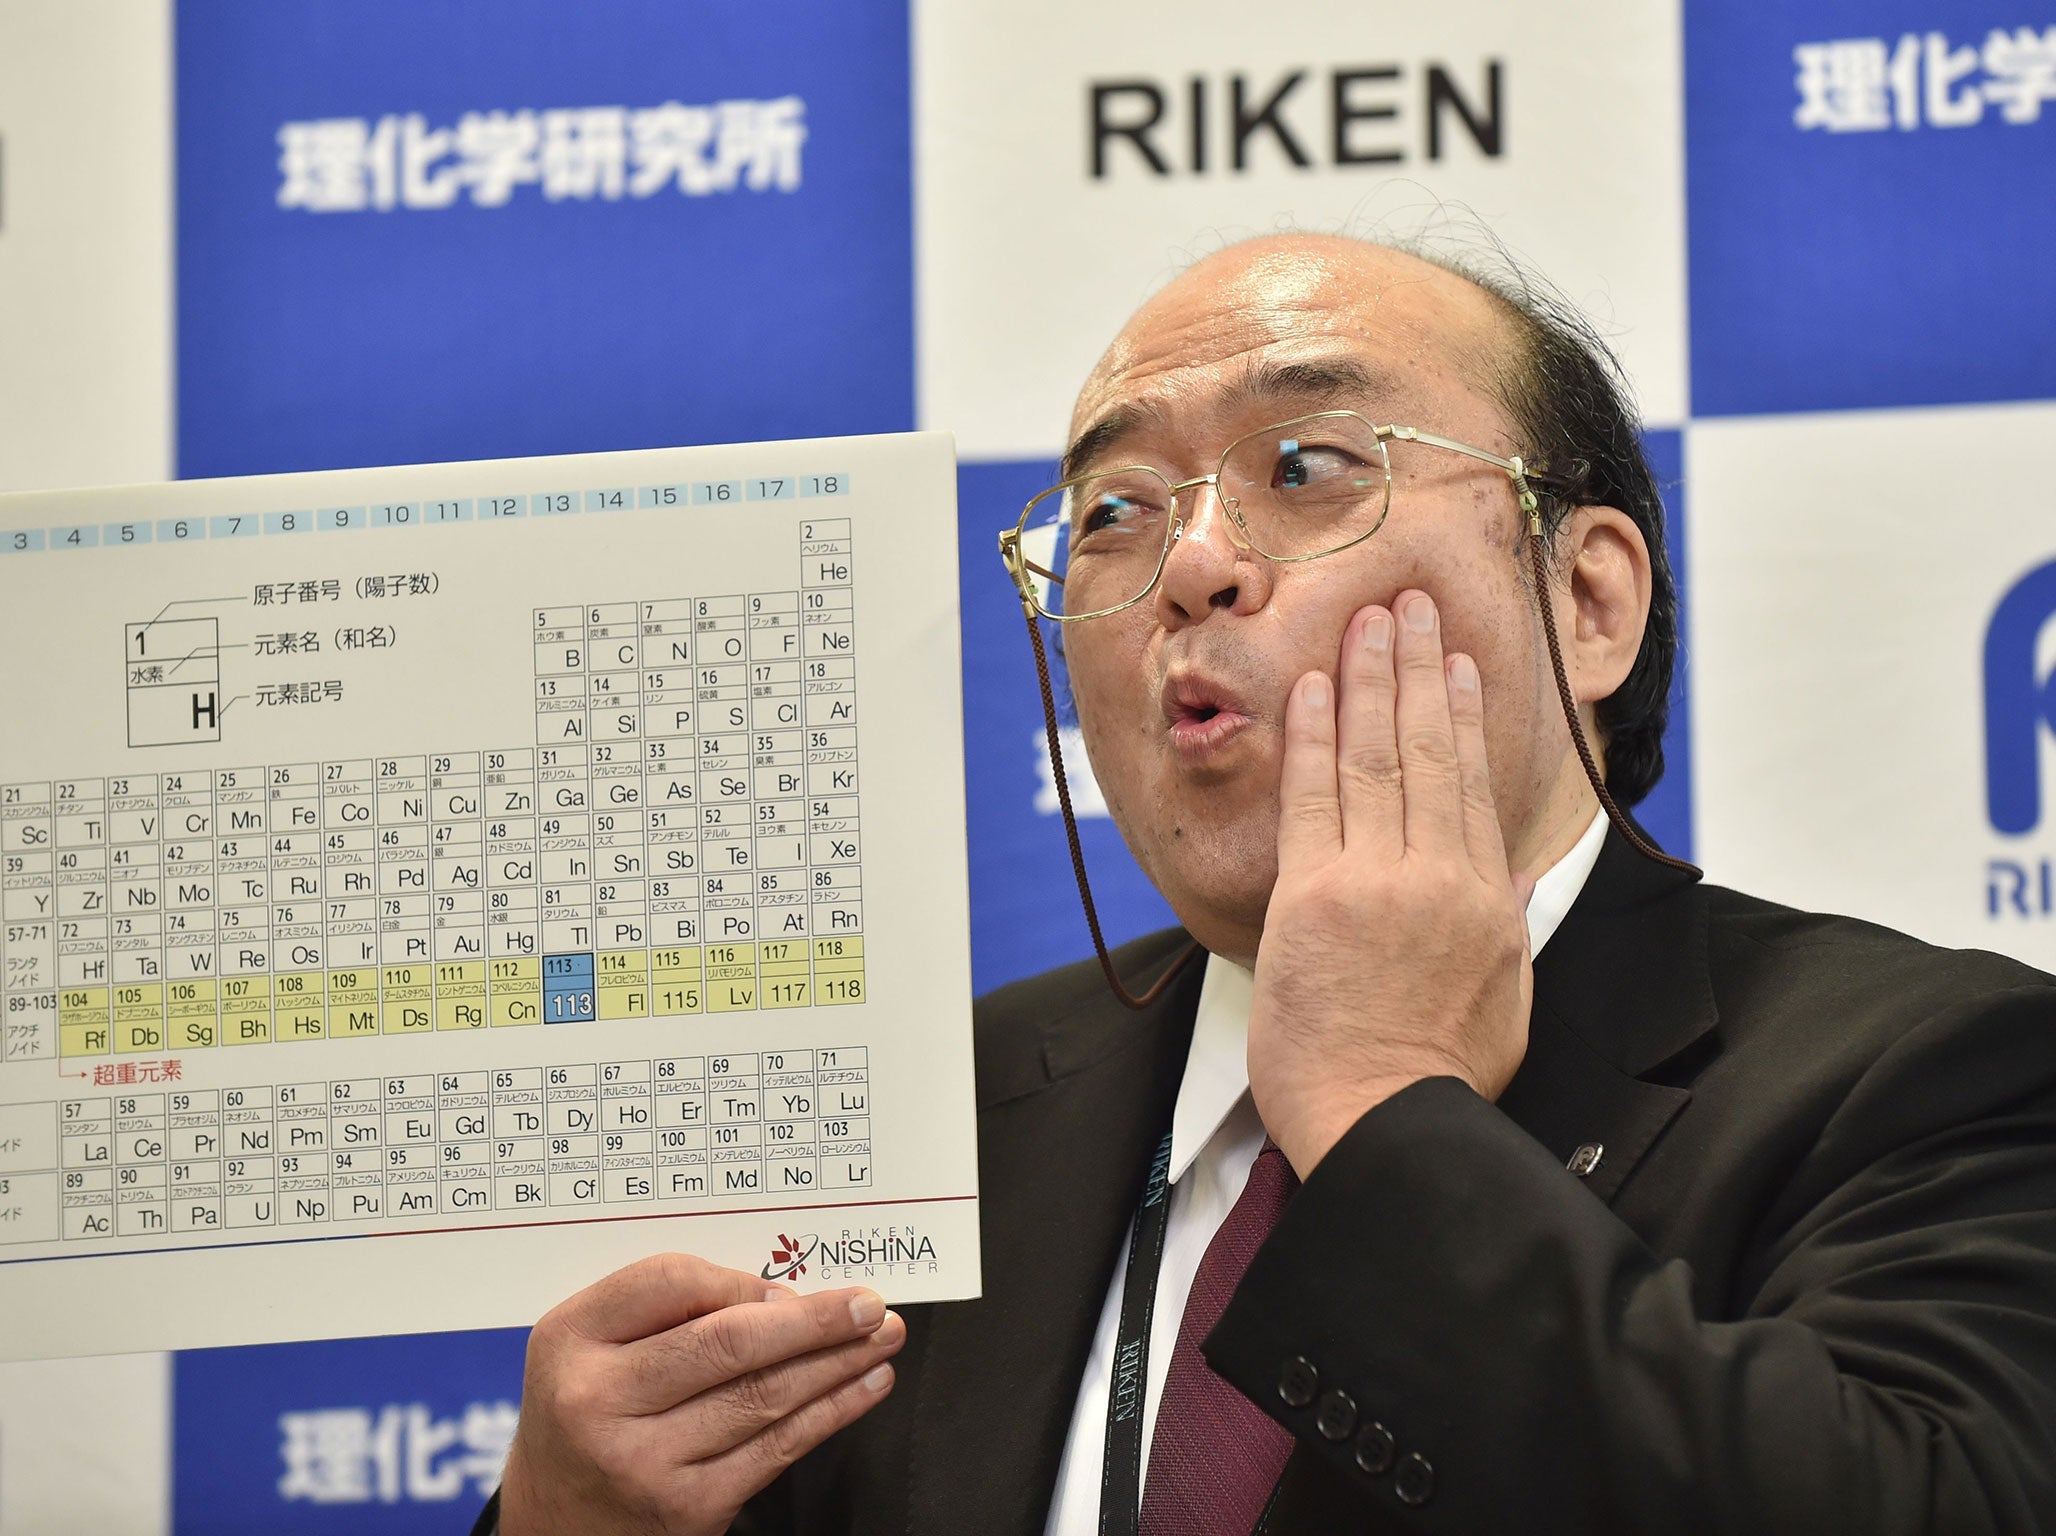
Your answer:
[1070,702,1145,822]
[1062,643,1128,726]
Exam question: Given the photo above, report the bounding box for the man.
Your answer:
[479,235,2056,1534]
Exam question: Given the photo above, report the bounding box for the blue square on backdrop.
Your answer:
[1637,429,1691,864]
[958,460,1179,994]
[1687,4,2056,415]
[956,441,1691,997]
[174,1327,525,1535]
[176,1,913,477]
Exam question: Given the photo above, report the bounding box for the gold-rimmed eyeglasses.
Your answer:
[997,410,1547,622]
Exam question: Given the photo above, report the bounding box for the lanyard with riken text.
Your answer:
[1097,1128,1174,1536]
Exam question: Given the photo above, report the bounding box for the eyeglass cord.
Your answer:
[1527,535,1700,879]
[1023,528,1701,1011]
[1026,611,1206,1009]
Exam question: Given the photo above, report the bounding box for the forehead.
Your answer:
[1067,238,1512,459]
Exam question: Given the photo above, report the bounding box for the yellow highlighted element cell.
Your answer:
[489,957,541,1028]
[220,974,273,1045]
[598,951,649,1020]
[273,972,326,1041]
[436,961,489,1031]
[381,964,433,1034]
[815,933,863,1008]
[651,946,703,1014]
[167,979,218,1049]
[760,940,809,1010]
[704,941,759,1013]
[60,986,112,1058]
[113,982,167,1053]
[328,969,380,1038]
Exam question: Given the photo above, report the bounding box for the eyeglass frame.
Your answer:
[996,409,1552,623]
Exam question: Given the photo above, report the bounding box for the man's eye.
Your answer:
[1272,444,1368,491]
[1077,493,1155,537]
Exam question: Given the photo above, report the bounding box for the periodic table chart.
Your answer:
[0,432,977,1359]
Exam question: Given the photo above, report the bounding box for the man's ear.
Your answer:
[1559,505,1650,707]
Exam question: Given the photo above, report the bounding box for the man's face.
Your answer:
[1060,236,1574,961]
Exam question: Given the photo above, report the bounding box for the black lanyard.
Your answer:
[1098,1129,1174,1536]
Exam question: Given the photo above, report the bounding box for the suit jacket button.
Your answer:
[1277,1356,1319,1408]
[1313,1389,1357,1441]
[1353,1422,1395,1476]
[1394,1451,1435,1506]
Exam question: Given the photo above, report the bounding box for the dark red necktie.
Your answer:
[1137,1139,1300,1536]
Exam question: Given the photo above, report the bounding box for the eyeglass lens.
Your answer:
[1018,414,1392,618]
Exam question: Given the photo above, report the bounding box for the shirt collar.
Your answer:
[1164,807,1608,1183]
[1524,805,1608,956]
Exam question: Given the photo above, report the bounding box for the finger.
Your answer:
[618,1286,889,1414]
[1335,605,1403,860]
[666,1312,907,1459]
[1391,591,1465,854]
[697,1361,899,1511]
[560,1251,773,1345]
[1276,669,1341,870]
[1444,652,1511,882]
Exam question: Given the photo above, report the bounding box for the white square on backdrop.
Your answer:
[1689,401,2056,970]
[915,0,1688,458]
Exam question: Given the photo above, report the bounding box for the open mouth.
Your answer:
[1163,677,1253,757]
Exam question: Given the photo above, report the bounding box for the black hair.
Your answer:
[1411,242,1678,807]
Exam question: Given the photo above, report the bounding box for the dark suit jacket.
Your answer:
[484,828,2056,1533]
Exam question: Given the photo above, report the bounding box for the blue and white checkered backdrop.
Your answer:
[1,1,2051,1528]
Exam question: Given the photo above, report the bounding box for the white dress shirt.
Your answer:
[1041,809,1609,1534]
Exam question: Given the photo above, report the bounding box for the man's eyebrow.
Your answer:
[1059,356,1394,482]
[1059,408,1149,483]
[1239,356,1392,408]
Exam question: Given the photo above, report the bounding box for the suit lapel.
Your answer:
[1496,1005,1692,1204]
[905,941,1204,1536]
[1499,826,1717,1204]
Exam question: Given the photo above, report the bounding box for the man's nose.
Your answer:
[1153,479,1269,628]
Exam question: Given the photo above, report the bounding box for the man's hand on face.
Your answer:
[1249,590,1537,1178]
[497,1252,905,1536]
